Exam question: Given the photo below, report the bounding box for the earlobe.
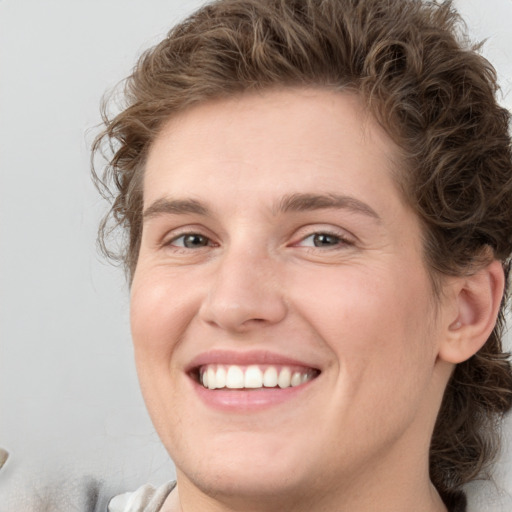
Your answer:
[439,259,505,364]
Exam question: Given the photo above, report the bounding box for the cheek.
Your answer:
[130,270,198,438]
[130,269,198,365]
[292,261,437,375]
[282,264,440,457]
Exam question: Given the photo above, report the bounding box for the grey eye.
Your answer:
[313,233,340,247]
[303,233,342,247]
[173,234,210,248]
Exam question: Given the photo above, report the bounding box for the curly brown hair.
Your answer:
[92,0,512,497]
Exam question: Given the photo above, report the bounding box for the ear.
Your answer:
[438,259,505,364]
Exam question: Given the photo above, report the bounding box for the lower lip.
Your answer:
[191,378,317,412]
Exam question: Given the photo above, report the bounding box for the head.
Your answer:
[93,0,512,500]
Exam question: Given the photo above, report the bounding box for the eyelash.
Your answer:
[166,232,216,249]
[294,231,353,249]
[164,229,353,251]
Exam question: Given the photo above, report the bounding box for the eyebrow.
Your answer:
[143,193,381,222]
[275,193,381,221]
[143,198,210,219]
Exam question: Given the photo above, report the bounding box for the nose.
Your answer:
[198,247,287,332]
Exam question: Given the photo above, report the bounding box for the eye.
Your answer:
[297,232,348,248]
[169,233,212,248]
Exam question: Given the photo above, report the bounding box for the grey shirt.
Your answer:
[108,482,176,512]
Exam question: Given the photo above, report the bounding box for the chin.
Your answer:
[171,432,318,499]
[179,460,314,507]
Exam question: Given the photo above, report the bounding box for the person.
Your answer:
[92,0,512,510]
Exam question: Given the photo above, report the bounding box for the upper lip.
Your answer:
[186,349,321,373]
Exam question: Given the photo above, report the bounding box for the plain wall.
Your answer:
[1,0,511,509]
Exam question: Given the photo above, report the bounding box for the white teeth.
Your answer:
[278,367,292,388]
[207,367,216,390]
[263,367,278,387]
[216,366,227,388]
[226,365,244,389]
[244,365,263,388]
[199,364,317,390]
[291,372,302,387]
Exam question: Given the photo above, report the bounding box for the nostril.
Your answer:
[248,318,265,324]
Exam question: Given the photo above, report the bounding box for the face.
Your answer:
[131,89,452,507]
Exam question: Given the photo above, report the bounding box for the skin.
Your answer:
[130,88,479,512]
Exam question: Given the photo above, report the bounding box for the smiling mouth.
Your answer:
[193,364,320,390]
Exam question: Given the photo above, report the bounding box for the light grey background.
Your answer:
[1,0,511,509]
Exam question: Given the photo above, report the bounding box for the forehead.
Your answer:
[144,88,405,210]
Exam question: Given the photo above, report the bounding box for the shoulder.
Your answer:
[108,482,176,512]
